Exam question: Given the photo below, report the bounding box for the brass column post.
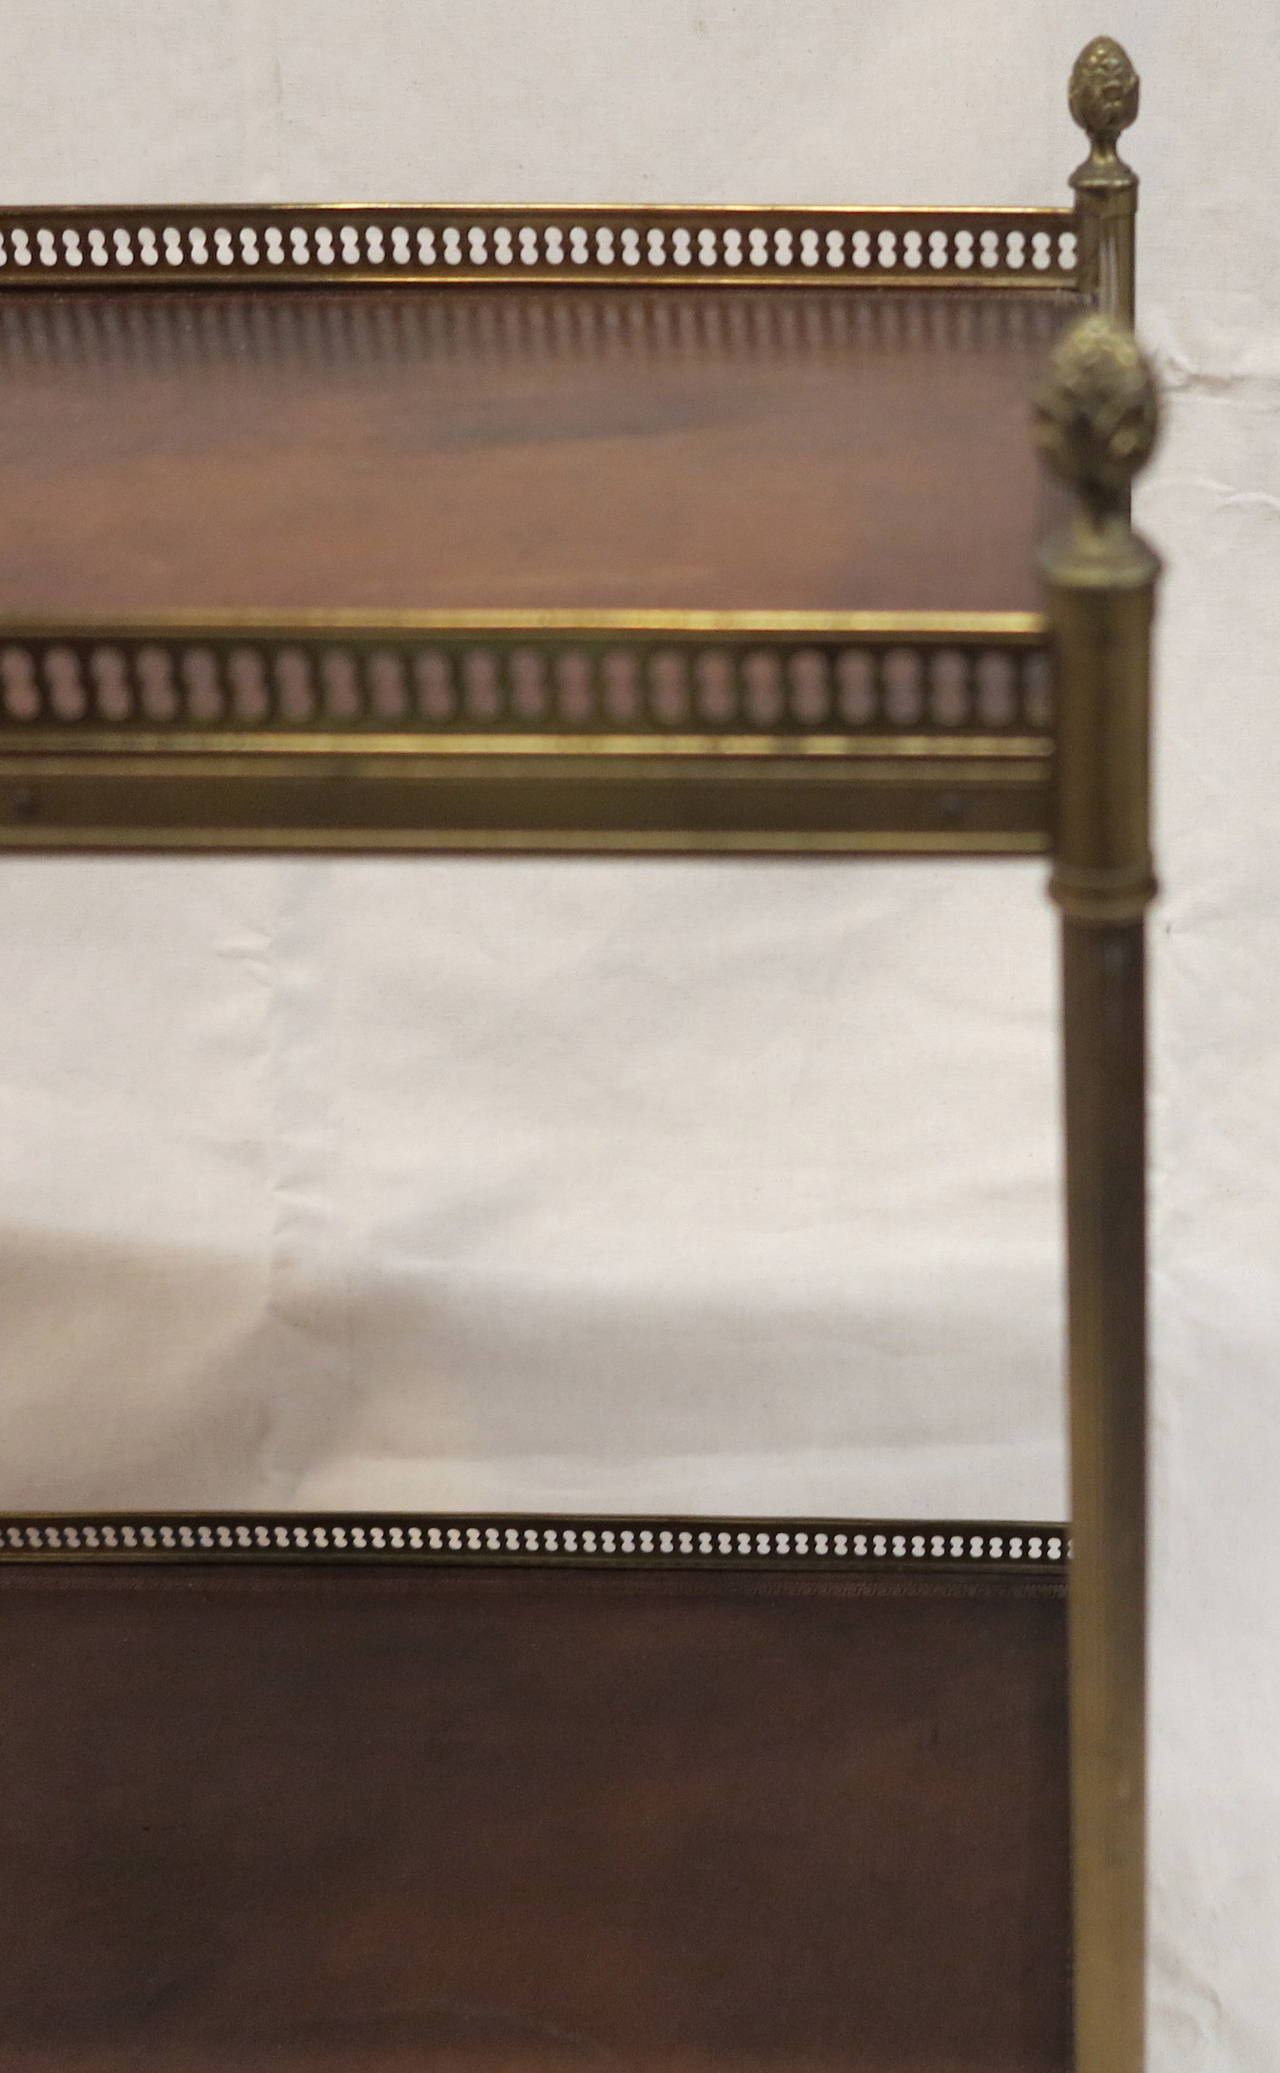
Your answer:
[1069,37,1140,325]
[1037,315,1160,2073]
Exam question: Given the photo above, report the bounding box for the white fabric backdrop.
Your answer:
[2,3,1278,2063]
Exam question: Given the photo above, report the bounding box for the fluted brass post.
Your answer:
[1069,37,1140,325]
[1036,313,1160,2073]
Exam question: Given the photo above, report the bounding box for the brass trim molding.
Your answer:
[0,616,1053,854]
[0,747,1052,857]
[0,606,1049,636]
[0,1511,1070,1574]
[0,615,1053,853]
[0,203,1077,293]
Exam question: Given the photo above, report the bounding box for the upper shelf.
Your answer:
[0,29,1147,858]
[0,199,1093,858]
[0,281,1073,619]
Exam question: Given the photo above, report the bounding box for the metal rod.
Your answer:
[1036,307,1160,2073]
[1061,915,1149,2073]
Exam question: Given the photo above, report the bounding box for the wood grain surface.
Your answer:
[0,287,1074,615]
[0,1563,1069,2070]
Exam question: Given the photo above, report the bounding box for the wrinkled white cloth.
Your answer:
[0,855,1062,1516]
[1,2,1278,2062]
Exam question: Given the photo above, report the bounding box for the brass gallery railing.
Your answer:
[0,1511,1069,1573]
[0,202,1077,291]
[0,614,1052,854]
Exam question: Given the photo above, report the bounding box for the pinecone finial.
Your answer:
[1069,36,1140,157]
[1034,312,1158,516]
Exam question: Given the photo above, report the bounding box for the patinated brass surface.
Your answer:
[1035,313,1157,522]
[1039,306,1159,2073]
[1038,314,1160,923]
[0,609,1051,854]
[1069,37,1140,323]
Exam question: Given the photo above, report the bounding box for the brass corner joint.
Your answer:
[1068,35,1140,321]
[1036,311,1160,922]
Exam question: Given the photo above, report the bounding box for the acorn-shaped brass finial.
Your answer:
[1069,36,1140,157]
[1034,312,1158,518]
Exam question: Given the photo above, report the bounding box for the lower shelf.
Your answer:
[0,1522,1070,2071]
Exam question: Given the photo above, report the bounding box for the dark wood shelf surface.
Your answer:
[0,1560,1069,2072]
[0,285,1076,618]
